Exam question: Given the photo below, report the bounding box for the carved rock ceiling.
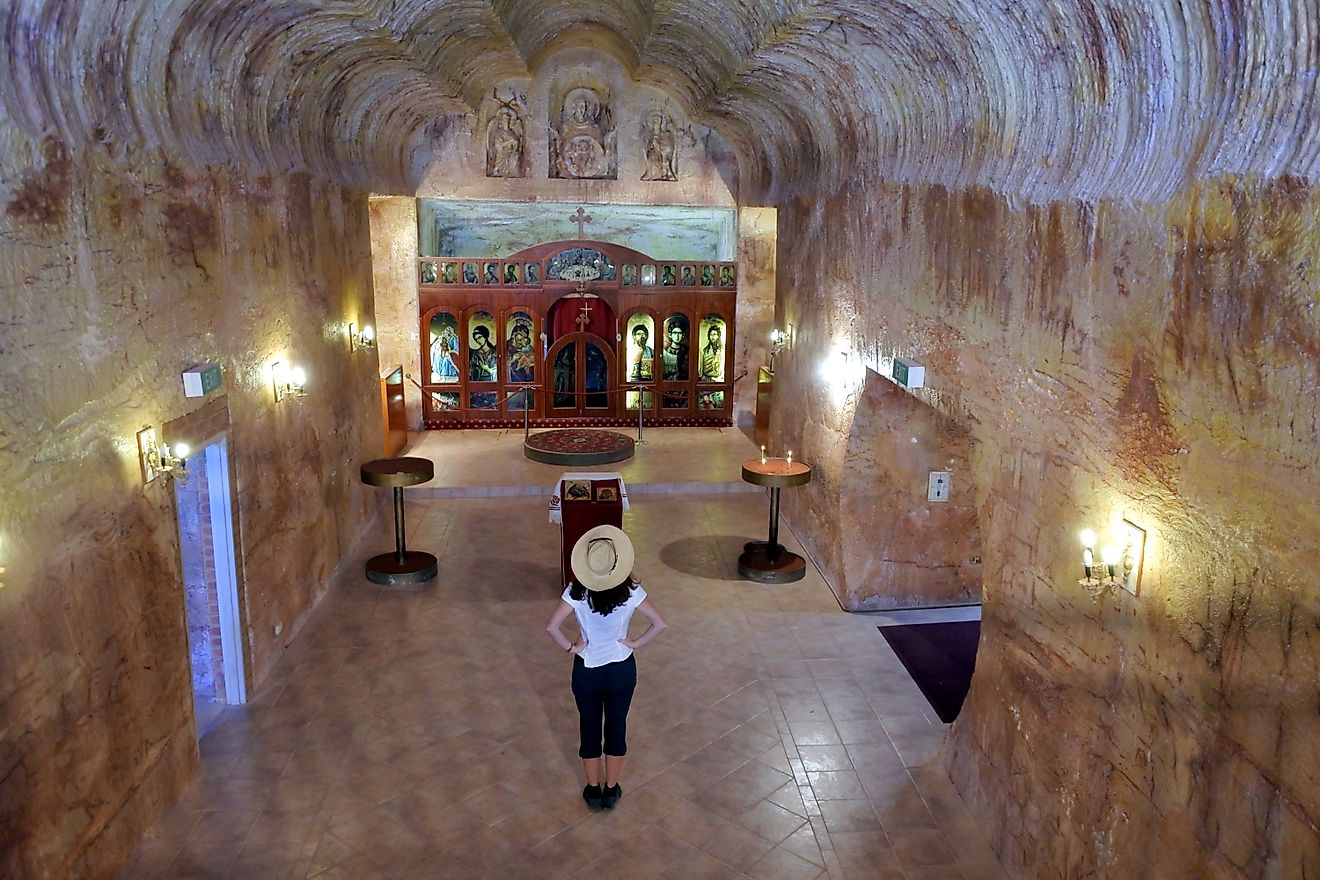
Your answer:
[3,1,1318,202]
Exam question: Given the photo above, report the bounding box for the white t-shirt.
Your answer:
[561,583,648,668]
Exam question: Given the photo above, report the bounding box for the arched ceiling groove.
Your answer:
[686,1,1320,202]
[372,1,532,110]
[1,0,470,191]
[488,0,654,73]
[2,0,1319,202]
[632,0,810,111]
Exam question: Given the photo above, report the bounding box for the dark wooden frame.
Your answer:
[418,239,737,429]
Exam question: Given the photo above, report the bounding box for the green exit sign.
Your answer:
[891,357,925,389]
[182,363,222,398]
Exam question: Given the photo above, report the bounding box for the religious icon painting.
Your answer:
[719,265,736,287]
[503,263,519,284]
[697,315,726,383]
[420,261,438,284]
[506,311,536,384]
[462,262,478,283]
[680,265,696,286]
[661,389,689,409]
[525,263,540,285]
[441,262,458,283]
[428,311,460,384]
[552,346,576,408]
[661,313,690,381]
[622,264,637,286]
[698,390,725,410]
[660,264,677,286]
[563,480,592,502]
[483,262,500,285]
[626,314,656,383]
[701,264,715,286]
[468,311,498,382]
[431,391,460,411]
[625,389,655,411]
[594,486,619,502]
[641,264,656,286]
[469,391,498,411]
[507,388,532,410]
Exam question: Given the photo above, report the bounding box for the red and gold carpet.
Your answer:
[523,429,636,466]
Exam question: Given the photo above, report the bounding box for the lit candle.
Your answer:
[1080,529,1097,579]
[760,445,766,465]
[1102,546,1119,581]
[786,450,793,466]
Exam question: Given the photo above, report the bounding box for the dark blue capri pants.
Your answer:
[571,654,637,758]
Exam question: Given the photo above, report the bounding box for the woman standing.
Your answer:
[546,525,668,810]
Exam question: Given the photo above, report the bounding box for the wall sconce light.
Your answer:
[272,361,308,402]
[137,426,189,484]
[348,322,376,353]
[1078,519,1146,599]
[769,326,792,371]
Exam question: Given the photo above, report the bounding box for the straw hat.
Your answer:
[570,525,635,591]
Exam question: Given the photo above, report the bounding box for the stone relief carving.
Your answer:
[548,86,616,179]
[485,90,527,178]
[641,111,679,181]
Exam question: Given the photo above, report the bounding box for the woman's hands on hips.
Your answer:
[569,638,588,655]
[618,637,637,650]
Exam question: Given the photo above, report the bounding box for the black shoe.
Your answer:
[600,783,622,809]
[583,784,603,810]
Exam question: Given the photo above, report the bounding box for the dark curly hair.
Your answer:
[568,577,639,616]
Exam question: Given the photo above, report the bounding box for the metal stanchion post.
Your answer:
[634,385,647,446]
[523,388,531,441]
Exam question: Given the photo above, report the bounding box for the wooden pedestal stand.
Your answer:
[738,459,812,583]
[360,457,438,587]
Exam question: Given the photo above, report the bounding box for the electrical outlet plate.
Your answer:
[927,470,950,502]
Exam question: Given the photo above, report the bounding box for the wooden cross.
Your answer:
[575,297,593,329]
[571,206,592,238]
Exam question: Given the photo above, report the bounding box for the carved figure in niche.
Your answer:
[485,91,526,178]
[641,111,679,181]
[549,86,616,179]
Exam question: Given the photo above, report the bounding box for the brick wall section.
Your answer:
[165,397,241,705]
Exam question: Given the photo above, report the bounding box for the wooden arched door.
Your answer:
[545,332,618,418]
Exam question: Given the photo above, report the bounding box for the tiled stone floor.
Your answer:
[403,426,766,495]
[117,435,1010,879]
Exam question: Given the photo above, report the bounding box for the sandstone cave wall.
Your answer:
[0,118,385,878]
[772,179,1319,877]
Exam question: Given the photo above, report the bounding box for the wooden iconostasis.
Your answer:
[418,240,738,428]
